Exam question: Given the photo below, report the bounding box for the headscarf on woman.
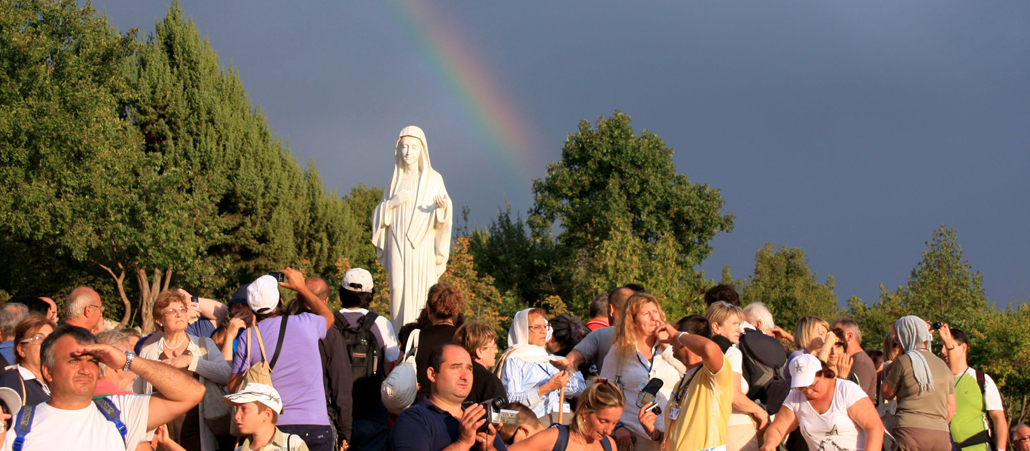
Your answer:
[504,308,553,363]
[894,315,934,394]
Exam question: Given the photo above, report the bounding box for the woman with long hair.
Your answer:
[599,293,683,451]
[508,380,621,451]
[761,354,884,451]
[500,308,586,425]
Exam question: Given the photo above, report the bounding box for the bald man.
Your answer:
[304,276,354,450]
[64,287,106,333]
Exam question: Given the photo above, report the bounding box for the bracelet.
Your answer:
[676,331,689,343]
[650,428,663,442]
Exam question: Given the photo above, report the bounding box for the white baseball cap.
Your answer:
[341,268,373,293]
[0,387,21,415]
[246,275,280,314]
[222,383,283,414]
[788,353,823,388]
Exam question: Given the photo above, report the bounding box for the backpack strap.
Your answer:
[269,315,289,370]
[553,424,570,451]
[93,398,128,445]
[601,435,613,451]
[12,405,37,451]
[359,312,379,332]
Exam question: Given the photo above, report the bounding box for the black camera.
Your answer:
[463,397,519,433]
[929,321,943,331]
[268,272,286,283]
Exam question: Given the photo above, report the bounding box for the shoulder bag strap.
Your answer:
[270,315,289,370]
[403,328,421,359]
[253,323,270,364]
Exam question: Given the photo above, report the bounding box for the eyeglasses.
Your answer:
[1014,436,1030,444]
[19,335,48,344]
[528,325,548,333]
[162,306,188,316]
[90,304,105,313]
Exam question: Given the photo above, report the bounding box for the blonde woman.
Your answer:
[509,380,622,451]
[784,316,831,388]
[599,293,683,451]
[707,302,768,451]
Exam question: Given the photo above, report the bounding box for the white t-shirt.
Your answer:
[956,367,1003,411]
[726,346,753,426]
[3,394,152,451]
[783,379,868,451]
[340,308,401,363]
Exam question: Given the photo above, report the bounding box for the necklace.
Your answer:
[164,334,188,349]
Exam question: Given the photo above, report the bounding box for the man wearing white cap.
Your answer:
[337,267,398,451]
[224,383,308,451]
[230,268,336,451]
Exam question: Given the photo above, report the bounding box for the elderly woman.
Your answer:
[599,293,683,451]
[761,354,884,451]
[881,316,956,451]
[0,314,55,406]
[501,308,586,425]
[707,302,768,451]
[454,322,506,403]
[136,289,231,451]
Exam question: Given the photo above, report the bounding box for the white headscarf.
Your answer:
[895,315,934,394]
[505,308,553,363]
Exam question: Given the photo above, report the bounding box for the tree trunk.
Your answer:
[135,268,172,334]
[97,262,132,328]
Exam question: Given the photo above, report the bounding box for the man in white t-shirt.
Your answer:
[1,324,204,451]
[939,325,1008,451]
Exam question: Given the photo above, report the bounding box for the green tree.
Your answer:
[849,226,988,346]
[741,243,841,332]
[527,111,733,312]
[468,201,557,306]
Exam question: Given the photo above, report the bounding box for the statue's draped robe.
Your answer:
[371,127,452,331]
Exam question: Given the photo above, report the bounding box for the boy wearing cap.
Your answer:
[225,383,309,451]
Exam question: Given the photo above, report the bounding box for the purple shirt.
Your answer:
[232,313,329,426]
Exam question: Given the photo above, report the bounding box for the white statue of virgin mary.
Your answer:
[371,126,453,330]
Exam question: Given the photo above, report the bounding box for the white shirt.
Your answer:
[783,379,868,451]
[340,308,401,363]
[726,346,753,426]
[955,367,1003,411]
[2,394,152,451]
[599,346,683,451]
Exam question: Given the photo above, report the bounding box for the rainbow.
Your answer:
[384,0,542,184]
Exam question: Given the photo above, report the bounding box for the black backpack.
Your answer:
[336,311,384,380]
[738,328,789,414]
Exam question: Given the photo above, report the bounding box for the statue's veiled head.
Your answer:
[396,126,428,173]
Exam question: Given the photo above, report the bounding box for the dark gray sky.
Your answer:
[87,1,1029,307]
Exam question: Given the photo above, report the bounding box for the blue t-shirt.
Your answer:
[186,319,216,338]
[390,397,508,451]
[232,313,328,427]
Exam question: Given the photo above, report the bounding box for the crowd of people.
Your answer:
[0,270,1024,451]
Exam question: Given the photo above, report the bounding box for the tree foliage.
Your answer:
[741,243,841,331]
[520,111,733,314]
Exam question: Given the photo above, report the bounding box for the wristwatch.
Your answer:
[123,351,136,372]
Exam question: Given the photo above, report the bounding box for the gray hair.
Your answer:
[65,287,98,320]
[40,324,97,371]
[1011,423,1030,438]
[0,303,29,338]
[95,330,131,378]
[834,317,863,346]
[742,302,775,333]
